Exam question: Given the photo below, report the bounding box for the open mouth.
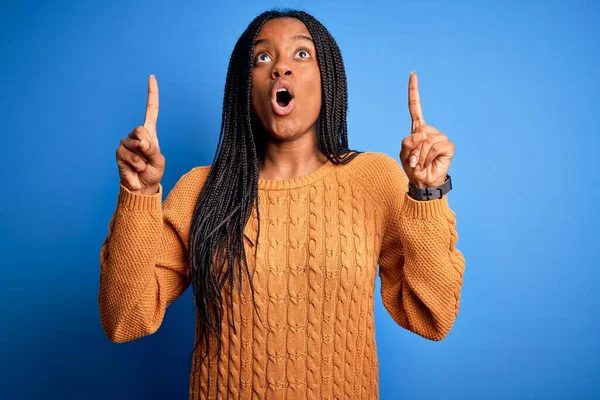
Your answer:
[271,81,296,116]
[276,88,293,107]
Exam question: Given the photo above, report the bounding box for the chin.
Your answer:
[268,121,302,140]
[252,106,318,141]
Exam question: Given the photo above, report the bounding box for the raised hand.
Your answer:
[116,74,166,194]
[399,71,454,188]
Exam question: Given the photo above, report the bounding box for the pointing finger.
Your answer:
[144,74,159,134]
[413,123,440,135]
[408,71,425,132]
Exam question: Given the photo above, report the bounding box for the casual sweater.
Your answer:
[98,151,466,400]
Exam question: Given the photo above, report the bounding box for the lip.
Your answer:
[270,79,295,116]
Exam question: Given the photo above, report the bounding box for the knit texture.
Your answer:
[99,151,466,400]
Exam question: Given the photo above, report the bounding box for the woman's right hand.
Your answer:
[116,75,165,195]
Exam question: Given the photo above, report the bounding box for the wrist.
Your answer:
[139,185,160,195]
[128,184,160,196]
[409,177,446,188]
[407,175,452,201]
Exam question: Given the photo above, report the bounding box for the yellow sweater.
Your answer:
[99,151,465,400]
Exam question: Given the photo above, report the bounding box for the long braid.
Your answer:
[187,9,363,394]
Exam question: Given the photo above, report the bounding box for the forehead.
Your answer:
[255,17,312,40]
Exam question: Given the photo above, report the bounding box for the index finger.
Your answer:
[144,74,159,132]
[408,71,425,131]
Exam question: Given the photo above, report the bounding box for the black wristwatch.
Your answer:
[408,174,452,201]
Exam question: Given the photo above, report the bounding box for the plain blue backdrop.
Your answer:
[1,0,598,399]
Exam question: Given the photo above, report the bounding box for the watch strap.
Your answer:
[408,174,452,201]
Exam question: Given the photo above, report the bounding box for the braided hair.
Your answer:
[187,8,362,371]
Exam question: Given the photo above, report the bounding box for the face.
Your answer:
[250,18,322,141]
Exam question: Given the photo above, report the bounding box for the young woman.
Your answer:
[100,9,465,400]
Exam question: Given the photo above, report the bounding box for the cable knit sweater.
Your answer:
[98,151,466,400]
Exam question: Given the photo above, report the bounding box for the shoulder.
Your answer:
[340,151,408,189]
[344,151,406,176]
[179,165,212,187]
[339,151,408,214]
[163,165,212,210]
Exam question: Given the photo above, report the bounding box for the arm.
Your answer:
[377,157,466,341]
[98,180,192,343]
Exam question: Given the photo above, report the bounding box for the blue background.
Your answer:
[1,0,598,398]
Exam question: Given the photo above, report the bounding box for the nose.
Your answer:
[271,59,292,79]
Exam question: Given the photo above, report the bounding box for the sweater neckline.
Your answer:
[257,158,335,190]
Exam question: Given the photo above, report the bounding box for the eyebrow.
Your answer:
[254,35,314,46]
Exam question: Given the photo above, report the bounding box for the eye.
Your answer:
[255,52,272,63]
[295,48,311,59]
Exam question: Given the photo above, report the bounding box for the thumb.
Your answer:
[138,135,162,164]
[400,131,427,165]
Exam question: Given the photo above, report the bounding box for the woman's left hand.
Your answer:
[399,72,455,188]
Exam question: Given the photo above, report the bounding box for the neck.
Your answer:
[259,129,327,181]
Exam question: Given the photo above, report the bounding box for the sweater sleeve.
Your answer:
[98,171,201,343]
[376,155,466,341]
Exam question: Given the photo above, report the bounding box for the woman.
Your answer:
[99,9,465,400]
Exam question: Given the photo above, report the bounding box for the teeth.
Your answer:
[277,88,288,92]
